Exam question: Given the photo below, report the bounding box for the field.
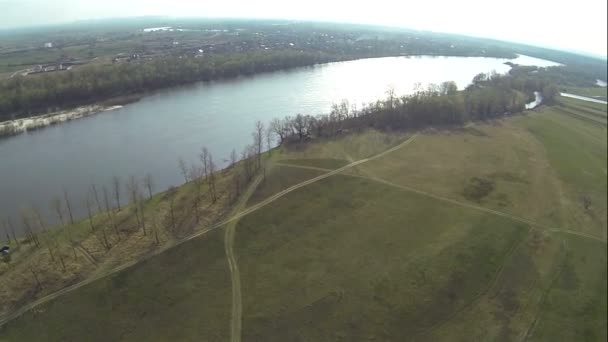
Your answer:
[1,97,606,341]
[0,165,246,320]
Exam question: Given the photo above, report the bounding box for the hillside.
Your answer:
[0,95,605,341]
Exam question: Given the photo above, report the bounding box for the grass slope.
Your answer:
[0,229,231,341]
[236,175,529,341]
[527,235,607,342]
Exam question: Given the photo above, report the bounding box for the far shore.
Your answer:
[0,105,123,138]
[0,93,144,139]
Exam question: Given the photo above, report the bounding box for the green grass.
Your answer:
[527,235,607,342]
[277,158,349,170]
[559,95,608,113]
[247,165,325,205]
[235,175,529,340]
[0,229,231,342]
[278,129,408,161]
[516,108,607,236]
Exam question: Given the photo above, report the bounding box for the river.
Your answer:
[0,54,561,233]
[560,93,608,104]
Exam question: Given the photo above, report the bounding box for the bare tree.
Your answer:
[5,217,19,247]
[230,149,241,200]
[45,238,56,262]
[99,225,110,250]
[127,176,143,233]
[270,118,287,145]
[293,114,308,140]
[63,188,74,225]
[50,196,65,226]
[241,145,256,182]
[21,211,33,245]
[266,125,274,156]
[2,217,12,245]
[91,184,102,212]
[200,147,210,181]
[85,195,95,232]
[152,221,160,245]
[32,206,46,232]
[112,176,122,211]
[21,210,38,247]
[189,164,202,184]
[167,186,177,232]
[191,166,203,224]
[138,191,147,236]
[30,267,42,288]
[103,186,119,238]
[143,173,154,200]
[53,195,77,258]
[230,148,238,168]
[208,153,218,203]
[253,120,264,169]
[31,206,47,233]
[54,238,67,272]
[233,171,241,200]
[178,157,189,183]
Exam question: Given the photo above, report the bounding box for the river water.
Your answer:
[0,54,560,233]
[560,93,608,104]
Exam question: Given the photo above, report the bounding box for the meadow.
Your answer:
[1,97,606,341]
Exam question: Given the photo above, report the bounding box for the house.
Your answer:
[44,42,53,48]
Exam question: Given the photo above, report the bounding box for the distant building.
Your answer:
[44,42,53,48]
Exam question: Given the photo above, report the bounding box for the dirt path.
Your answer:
[225,173,264,342]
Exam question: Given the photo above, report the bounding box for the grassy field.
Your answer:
[1,102,606,341]
[1,229,231,342]
[0,165,244,319]
[236,175,530,340]
[353,104,606,240]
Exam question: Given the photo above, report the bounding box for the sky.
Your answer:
[1,0,606,57]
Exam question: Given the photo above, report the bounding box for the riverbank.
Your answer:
[0,53,555,140]
[0,105,125,138]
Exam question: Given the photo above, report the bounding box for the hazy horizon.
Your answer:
[0,0,607,57]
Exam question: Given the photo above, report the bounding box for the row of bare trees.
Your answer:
[267,74,557,145]
[1,172,161,281]
[4,120,275,290]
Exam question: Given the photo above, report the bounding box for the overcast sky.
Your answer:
[1,0,606,57]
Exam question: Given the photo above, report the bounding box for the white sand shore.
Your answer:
[0,105,123,138]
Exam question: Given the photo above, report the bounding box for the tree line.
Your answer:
[269,71,559,142]
[0,50,337,121]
